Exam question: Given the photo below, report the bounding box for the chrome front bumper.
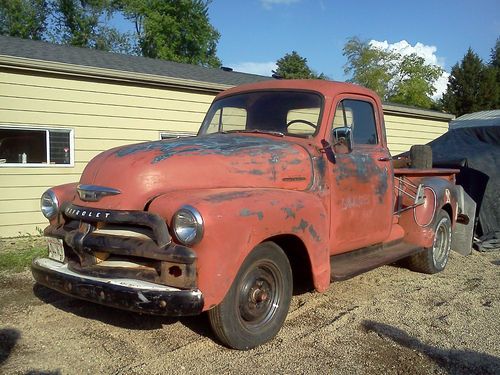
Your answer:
[32,258,204,316]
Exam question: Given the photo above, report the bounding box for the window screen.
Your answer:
[0,127,73,166]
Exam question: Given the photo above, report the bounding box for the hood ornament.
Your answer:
[77,184,121,202]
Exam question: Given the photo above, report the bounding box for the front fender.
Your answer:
[148,188,330,310]
[49,182,78,225]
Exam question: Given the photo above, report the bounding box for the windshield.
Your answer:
[198,91,323,137]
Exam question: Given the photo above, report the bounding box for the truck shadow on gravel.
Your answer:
[0,328,20,366]
[362,320,500,375]
[32,284,216,340]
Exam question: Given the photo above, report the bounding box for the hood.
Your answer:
[75,133,313,210]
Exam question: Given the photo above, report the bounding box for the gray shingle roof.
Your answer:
[450,110,500,129]
[0,35,272,87]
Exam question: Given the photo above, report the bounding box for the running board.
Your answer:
[330,242,424,281]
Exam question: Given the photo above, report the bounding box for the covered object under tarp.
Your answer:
[428,125,500,249]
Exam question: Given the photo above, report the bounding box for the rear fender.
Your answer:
[148,188,330,310]
[399,176,458,248]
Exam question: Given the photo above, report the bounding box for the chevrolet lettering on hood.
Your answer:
[31,80,463,351]
[64,206,112,219]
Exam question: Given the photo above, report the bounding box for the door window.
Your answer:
[332,100,378,146]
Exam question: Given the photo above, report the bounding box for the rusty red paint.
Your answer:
[34,80,459,317]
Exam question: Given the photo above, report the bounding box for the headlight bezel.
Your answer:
[40,189,59,219]
[172,205,204,246]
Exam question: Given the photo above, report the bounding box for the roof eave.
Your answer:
[0,54,232,93]
[382,103,455,121]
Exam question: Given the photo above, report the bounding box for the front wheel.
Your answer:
[208,242,292,350]
[407,209,452,274]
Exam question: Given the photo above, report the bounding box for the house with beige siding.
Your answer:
[0,36,454,238]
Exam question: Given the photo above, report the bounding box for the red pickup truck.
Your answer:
[32,80,461,350]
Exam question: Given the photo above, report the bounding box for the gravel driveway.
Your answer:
[1,249,499,374]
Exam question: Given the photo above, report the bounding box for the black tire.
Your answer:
[208,242,292,350]
[410,145,433,169]
[407,209,452,274]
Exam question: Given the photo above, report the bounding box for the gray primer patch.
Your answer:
[292,219,308,233]
[282,207,296,219]
[240,208,264,221]
[204,191,254,203]
[116,133,298,164]
[375,167,389,203]
[308,225,321,242]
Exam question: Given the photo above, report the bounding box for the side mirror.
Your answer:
[332,127,353,153]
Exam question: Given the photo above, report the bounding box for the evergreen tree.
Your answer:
[274,51,325,79]
[275,51,312,79]
[489,37,500,107]
[442,48,498,116]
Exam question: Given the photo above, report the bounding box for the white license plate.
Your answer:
[46,237,65,263]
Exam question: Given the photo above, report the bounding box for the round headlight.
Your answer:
[40,189,59,219]
[172,205,204,246]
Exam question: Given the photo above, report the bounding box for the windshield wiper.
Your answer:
[223,129,285,137]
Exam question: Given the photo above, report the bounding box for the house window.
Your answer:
[0,127,74,167]
[160,131,197,140]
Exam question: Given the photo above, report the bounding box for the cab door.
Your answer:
[327,97,393,254]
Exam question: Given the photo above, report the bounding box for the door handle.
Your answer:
[378,157,392,162]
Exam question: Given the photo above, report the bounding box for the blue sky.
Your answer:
[207,0,499,97]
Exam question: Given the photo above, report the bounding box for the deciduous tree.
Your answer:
[343,37,393,99]
[343,37,444,109]
[0,0,48,40]
[120,0,221,67]
[53,0,132,52]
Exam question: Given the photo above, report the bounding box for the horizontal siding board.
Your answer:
[0,211,45,226]
[0,223,47,237]
[75,138,143,151]
[1,85,212,113]
[0,163,86,175]
[0,173,79,188]
[0,111,203,132]
[0,97,207,123]
[384,114,450,127]
[0,186,50,200]
[0,73,215,103]
[1,199,40,213]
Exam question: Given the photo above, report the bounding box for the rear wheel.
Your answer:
[208,242,292,350]
[407,209,452,274]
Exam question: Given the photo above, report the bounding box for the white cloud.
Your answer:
[369,39,449,100]
[260,0,300,9]
[230,61,277,76]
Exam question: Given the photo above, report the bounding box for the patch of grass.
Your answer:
[0,236,47,273]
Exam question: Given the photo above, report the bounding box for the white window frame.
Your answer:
[159,131,197,140]
[0,125,75,168]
